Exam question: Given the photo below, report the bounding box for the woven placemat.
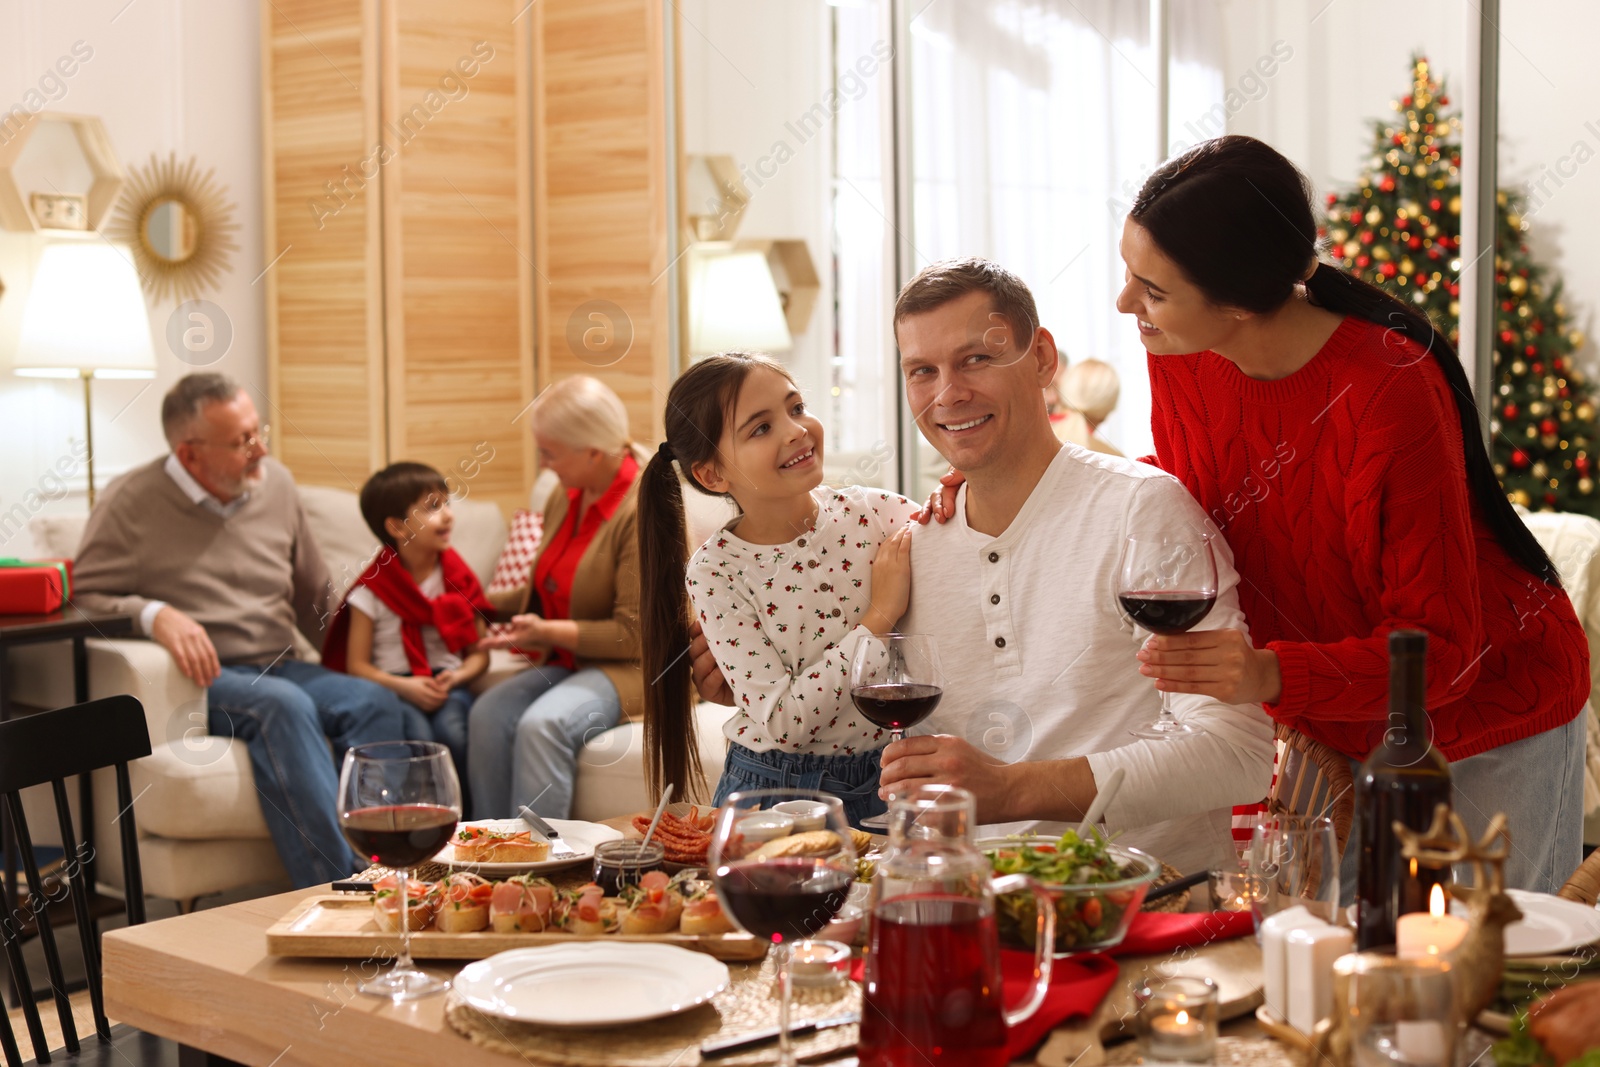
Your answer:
[1106,1036,1298,1067]
[1143,862,1191,913]
[444,954,859,1067]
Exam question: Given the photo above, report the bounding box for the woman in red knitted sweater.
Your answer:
[1123,135,1589,894]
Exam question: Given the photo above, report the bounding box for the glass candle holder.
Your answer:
[1337,953,1456,1067]
[1134,975,1219,1063]
[1208,868,1266,913]
[592,839,665,896]
[787,939,850,988]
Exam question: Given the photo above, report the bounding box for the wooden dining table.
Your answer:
[102,890,1264,1067]
[101,814,1269,1066]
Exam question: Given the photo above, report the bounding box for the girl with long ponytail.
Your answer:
[639,352,918,826]
[1120,134,1588,894]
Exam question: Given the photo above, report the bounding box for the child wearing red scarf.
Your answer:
[323,463,493,782]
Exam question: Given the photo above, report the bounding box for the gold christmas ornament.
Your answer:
[1532,462,1549,479]
[1450,195,1462,214]
[1366,206,1383,225]
[1512,489,1532,506]
[1508,275,1527,295]
[1373,245,1391,261]
[1582,478,1595,494]
[1512,360,1527,375]
[1579,404,1595,421]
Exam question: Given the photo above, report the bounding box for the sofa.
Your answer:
[8,476,738,905]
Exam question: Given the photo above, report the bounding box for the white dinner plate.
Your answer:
[1453,889,1600,957]
[432,818,623,874]
[454,943,730,1027]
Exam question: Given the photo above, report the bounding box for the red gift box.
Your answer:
[0,558,73,614]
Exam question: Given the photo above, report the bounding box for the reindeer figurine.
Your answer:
[1306,806,1521,1067]
[1395,803,1523,1022]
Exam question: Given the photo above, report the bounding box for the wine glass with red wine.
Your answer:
[1118,534,1218,740]
[710,790,856,1067]
[850,633,943,829]
[338,740,462,1000]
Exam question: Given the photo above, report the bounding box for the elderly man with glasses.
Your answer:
[72,372,407,887]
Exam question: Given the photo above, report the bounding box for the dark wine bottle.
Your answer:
[1355,630,1452,950]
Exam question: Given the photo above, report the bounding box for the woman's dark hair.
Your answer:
[1130,134,1558,585]
[638,351,797,803]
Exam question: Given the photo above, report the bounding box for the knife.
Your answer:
[1146,869,1209,903]
[700,1013,860,1057]
[517,805,578,858]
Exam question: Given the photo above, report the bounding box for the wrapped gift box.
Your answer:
[0,558,73,615]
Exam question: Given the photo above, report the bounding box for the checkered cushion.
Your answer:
[487,509,542,641]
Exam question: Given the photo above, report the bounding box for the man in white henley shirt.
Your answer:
[691,258,1274,873]
[878,259,1275,873]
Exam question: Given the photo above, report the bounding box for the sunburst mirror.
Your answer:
[108,152,239,302]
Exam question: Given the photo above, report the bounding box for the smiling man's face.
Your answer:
[897,289,1057,475]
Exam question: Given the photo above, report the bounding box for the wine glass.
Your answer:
[710,789,857,1067]
[1243,812,1341,929]
[1118,533,1218,740]
[850,633,944,829]
[338,740,462,1000]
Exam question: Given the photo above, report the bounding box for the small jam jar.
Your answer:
[592,840,665,895]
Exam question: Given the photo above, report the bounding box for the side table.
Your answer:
[0,605,134,1003]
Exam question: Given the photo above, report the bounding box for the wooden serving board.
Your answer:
[265,894,770,962]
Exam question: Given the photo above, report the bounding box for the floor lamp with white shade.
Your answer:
[11,242,156,508]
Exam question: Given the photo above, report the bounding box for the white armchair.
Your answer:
[8,479,738,905]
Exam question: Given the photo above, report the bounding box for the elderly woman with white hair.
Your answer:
[470,376,648,819]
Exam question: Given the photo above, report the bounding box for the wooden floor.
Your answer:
[6,989,104,1058]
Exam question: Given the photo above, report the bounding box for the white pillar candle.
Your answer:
[1396,885,1467,960]
[1260,905,1320,1024]
[1285,925,1354,1034]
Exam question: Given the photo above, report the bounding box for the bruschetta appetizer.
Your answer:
[560,882,619,935]
[677,878,736,936]
[618,870,685,935]
[432,872,494,933]
[489,875,558,933]
[452,825,551,864]
[372,876,435,932]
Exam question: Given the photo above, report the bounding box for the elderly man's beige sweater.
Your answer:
[72,457,337,665]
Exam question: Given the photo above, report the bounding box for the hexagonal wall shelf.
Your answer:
[739,238,820,338]
[0,112,125,232]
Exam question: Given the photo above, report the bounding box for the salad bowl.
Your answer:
[980,831,1162,955]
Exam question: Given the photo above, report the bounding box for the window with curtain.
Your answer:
[835,0,1225,495]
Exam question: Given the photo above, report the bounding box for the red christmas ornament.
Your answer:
[1533,362,1544,374]
[1561,386,1571,398]
[1414,275,1427,287]
[1525,345,1538,356]
[1578,455,1591,474]
[1355,254,1371,268]
[1448,283,1460,296]
[1408,236,1423,249]
[1379,175,1396,193]
[1403,95,1414,107]
[1545,492,1559,506]
[1395,217,1409,230]
[1380,263,1398,278]
[1502,300,1516,312]
[1439,95,1450,105]
[1392,132,1405,146]
[1503,404,1519,419]
[1500,329,1517,344]
[1326,192,1338,206]
[1359,230,1375,245]
[1512,450,1530,469]
[1427,248,1442,261]
[1542,419,1558,434]
[1533,321,1546,334]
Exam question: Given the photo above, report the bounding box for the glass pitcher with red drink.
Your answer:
[858,785,1057,1067]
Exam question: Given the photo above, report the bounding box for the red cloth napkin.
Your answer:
[1111,909,1255,956]
[850,950,1118,1061]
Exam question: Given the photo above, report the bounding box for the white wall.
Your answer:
[679,0,863,471]
[0,0,262,552]
[1218,0,1599,371]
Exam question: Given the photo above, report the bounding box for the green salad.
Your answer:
[985,829,1147,952]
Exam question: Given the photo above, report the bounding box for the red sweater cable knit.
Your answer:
[1149,315,1588,762]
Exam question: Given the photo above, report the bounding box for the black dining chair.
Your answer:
[0,695,156,1067]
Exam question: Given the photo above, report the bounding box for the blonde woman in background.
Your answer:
[1052,358,1124,457]
[471,377,648,818]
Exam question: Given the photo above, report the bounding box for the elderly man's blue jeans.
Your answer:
[207,659,406,887]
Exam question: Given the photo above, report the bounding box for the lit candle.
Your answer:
[1396,885,1468,959]
[1137,977,1219,1063]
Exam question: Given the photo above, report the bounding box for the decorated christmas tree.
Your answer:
[1322,57,1597,514]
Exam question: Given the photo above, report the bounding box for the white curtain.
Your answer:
[895,0,1225,480]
